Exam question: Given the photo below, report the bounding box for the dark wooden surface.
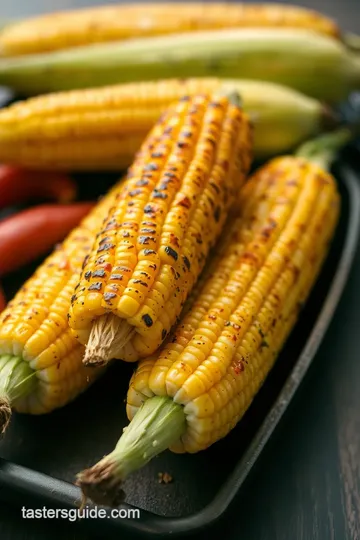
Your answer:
[1,1,360,539]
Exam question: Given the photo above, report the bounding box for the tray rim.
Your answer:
[0,163,359,538]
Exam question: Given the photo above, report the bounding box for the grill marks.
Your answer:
[139,159,289,398]
[104,96,203,316]
[131,95,248,348]
[78,188,128,305]
[72,94,251,359]
[76,106,182,308]
[178,97,239,283]
[165,160,324,409]
[116,96,209,323]
[157,96,228,304]
[127,158,339,452]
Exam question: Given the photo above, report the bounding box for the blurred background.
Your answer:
[0,1,360,539]
[1,0,358,34]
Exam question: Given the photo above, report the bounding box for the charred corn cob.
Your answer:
[0,178,127,433]
[0,78,335,170]
[68,91,253,366]
[77,129,345,506]
[0,3,341,58]
[0,29,359,101]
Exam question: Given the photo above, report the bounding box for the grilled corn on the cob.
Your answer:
[0,29,359,100]
[68,91,253,366]
[0,78,334,169]
[0,3,341,57]
[0,179,126,433]
[77,129,344,506]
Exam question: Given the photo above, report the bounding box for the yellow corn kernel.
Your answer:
[127,155,339,453]
[0,78,329,169]
[0,178,126,416]
[0,3,340,57]
[68,91,253,366]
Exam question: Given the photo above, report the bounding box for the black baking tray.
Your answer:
[0,160,359,539]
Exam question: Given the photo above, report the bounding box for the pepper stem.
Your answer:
[295,128,353,171]
[76,396,186,506]
[0,354,37,434]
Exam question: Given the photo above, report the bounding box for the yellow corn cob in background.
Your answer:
[77,129,345,507]
[0,178,128,433]
[68,91,253,367]
[0,29,359,99]
[0,3,341,58]
[0,78,335,170]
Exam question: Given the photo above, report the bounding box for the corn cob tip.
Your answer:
[76,460,126,508]
[83,314,135,367]
[76,396,186,505]
[0,395,11,435]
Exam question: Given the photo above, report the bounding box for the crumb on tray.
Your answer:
[158,472,173,484]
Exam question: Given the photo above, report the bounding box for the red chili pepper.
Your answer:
[0,203,94,276]
[0,284,6,312]
[0,165,77,209]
